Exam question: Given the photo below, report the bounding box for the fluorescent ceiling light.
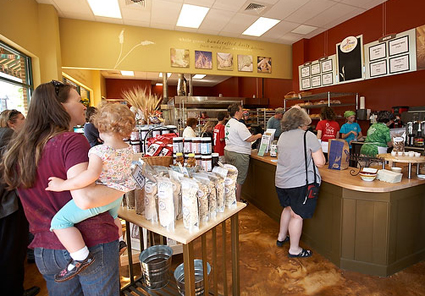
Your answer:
[88,0,122,19]
[120,71,134,76]
[156,83,163,86]
[193,74,206,79]
[177,4,209,28]
[159,73,172,78]
[243,17,280,37]
[291,25,317,35]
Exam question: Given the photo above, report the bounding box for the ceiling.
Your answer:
[38,0,387,85]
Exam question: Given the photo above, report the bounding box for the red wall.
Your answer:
[292,0,425,111]
[105,79,152,99]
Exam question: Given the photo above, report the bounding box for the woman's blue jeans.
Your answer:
[34,240,119,296]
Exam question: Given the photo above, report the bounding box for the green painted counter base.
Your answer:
[242,156,425,277]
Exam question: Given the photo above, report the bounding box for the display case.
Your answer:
[283,92,358,120]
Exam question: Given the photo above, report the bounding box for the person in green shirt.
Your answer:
[360,111,393,157]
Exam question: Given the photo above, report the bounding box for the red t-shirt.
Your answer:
[316,120,340,141]
[213,123,225,156]
[18,132,118,250]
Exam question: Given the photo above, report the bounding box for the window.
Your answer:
[0,41,33,114]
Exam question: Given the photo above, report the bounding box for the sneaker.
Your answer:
[54,253,95,283]
[119,240,127,255]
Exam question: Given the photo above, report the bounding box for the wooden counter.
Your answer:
[243,152,425,277]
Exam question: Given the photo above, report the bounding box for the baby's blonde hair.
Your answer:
[93,103,136,138]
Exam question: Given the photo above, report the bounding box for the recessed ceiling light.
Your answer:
[88,0,122,19]
[120,71,134,76]
[177,4,209,28]
[291,25,318,35]
[193,74,206,79]
[243,17,280,37]
[156,83,163,86]
[159,73,172,78]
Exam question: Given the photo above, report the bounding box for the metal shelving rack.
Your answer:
[256,108,275,130]
[283,92,358,112]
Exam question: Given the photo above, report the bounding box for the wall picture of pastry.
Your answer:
[257,56,272,73]
[195,50,212,69]
[417,24,425,70]
[217,52,233,70]
[170,48,189,68]
[238,54,253,72]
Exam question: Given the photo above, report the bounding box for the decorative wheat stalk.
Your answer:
[122,87,162,124]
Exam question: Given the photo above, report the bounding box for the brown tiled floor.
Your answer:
[25,203,425,295]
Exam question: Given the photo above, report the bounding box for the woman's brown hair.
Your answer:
[1,81,74,189]
[320,106,336,121]
[0,109,22,128]
[186,117,197,127]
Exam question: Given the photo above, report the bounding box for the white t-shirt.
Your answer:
[224,118,252,155]
[182,126,196,138]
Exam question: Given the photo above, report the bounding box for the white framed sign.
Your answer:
[301,78,311,89]
[321,59,333,72]
[370,60,387,77]
[322,73,333,85]
[311,63,320,75]
[389,54,410,73]
[369,43,386,61]
[301,66,310,78]
[311,75,321,87]
[389,35,409,56]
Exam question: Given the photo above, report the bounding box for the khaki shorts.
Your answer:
[224,150,250,185]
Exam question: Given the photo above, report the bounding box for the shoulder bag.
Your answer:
[303,131,320,204]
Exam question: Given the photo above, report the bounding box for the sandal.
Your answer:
[54,253,95,282]
[276,235,290,247]
[288,248,312,258]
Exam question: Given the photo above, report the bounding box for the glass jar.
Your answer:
[202,155,212,172]
[173,137,184,153]
[186,153,196,167]
[212,153,219,168]
[184,138,193,153]
[192,137,202,154]
[195,154,202,167]
[176,152,184,166]
[201,137,212,155]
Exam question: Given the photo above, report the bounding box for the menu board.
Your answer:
[298,55,336,91]
[364,28,417,79]
[336,35,364,83]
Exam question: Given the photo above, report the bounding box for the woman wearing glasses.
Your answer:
[1,81,123,296]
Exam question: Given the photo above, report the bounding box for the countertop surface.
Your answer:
[250,151,425,193]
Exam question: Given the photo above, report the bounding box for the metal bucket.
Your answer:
[139,245,173,289]
[174,259,211,296]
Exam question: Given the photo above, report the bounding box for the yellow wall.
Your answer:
[59,18,292,79]
[62,68,105,106]
[0,0,62,85]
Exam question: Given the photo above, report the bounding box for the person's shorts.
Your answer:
[275,186,317,219]
[224,150,249,185]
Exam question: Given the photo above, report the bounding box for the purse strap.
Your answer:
[304,130,317,186]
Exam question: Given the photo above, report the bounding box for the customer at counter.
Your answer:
[360,111,393,157]
[225,103,262,203]
[213,112,226,162]
[340,110,363,148]
[275,106,326,258]
[316,106,340,161]
[182,117,197,138]
[267,107,284,139]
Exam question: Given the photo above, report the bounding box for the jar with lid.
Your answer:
[201,137,212,155]
[212,153,219,168]
[202,155,212,172]
[173,137,184,153]
[176,152,184,166]
[195,154,202,167]
[186,153,196,167]
[192,137,202,154]
[184,138,193,153]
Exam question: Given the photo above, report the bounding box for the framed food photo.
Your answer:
[237,55,253,72]
[195,50,212,69]
[257,56,272,73]
[217,52,233,70]
[170,48,189,68]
